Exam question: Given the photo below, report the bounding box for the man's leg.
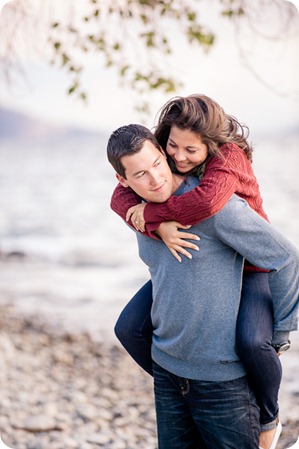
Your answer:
[187,376,260,449]
[153,362,206,449]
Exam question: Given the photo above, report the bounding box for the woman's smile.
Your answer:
[166,125,209,173]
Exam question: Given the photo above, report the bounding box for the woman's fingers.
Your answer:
[174,235,200,251]
[126,205,146,232]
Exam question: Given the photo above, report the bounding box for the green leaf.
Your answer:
[187,12,197,22]
[62,53,70,66]
[120,65,130,76]
[79,92,87,101]
[187,26,215,47]
[140,14,149,24]
[68,82,78,95]
[141,31,155,47]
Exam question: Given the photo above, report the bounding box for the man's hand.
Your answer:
[156,222,200,262]
[126,203,147,232]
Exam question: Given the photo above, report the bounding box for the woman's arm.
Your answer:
[111,183,201,258]
[143,144,245,227]
[110,182,142,223]
[110,183,194,247]
[111,145,242,229]
[111,183,165,239]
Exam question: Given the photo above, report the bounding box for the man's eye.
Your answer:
[154,161,161,167]
[136,172,145,178]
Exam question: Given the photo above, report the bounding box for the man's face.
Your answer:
[116,140,176,203]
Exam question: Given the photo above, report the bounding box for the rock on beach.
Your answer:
[0,305,156,449]
[0,304,298,449]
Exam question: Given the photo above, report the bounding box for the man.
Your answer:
[107,124,299,449]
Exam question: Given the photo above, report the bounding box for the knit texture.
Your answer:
[111,143,268,227]
[110,143,269,271]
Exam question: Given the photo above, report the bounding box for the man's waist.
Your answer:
[151,344,246,382]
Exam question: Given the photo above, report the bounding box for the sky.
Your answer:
[0,0,298,137]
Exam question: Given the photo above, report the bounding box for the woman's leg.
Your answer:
[114,280,154,375]
[237,272,282,430]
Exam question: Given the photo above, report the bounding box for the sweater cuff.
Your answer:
[145,222,162,240]
[272,330,290,346]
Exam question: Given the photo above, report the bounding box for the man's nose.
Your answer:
[149,172,160,185]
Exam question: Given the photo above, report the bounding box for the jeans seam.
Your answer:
[246,380,260,446]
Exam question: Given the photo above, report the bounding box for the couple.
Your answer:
[106,95,299,449]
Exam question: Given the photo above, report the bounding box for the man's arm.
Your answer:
[214,195,299,335]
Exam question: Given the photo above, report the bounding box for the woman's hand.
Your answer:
[156,221,200,262]
[126,203,147,232]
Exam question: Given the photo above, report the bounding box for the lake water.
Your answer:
[0,132,299,345]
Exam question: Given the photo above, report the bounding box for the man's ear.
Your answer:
[116,173,129,188]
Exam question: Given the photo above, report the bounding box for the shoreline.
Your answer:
[0,304,298,449]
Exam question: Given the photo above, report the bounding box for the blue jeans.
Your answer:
[153,362,260,449]
[236,272,282,429]
[114,272,281,428]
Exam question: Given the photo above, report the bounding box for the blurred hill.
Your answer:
[0,106,102,142]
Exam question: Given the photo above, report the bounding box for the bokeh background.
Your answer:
[0,0,298,338]
[0,1,299,445]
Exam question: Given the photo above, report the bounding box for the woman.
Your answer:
[110,94,286,449]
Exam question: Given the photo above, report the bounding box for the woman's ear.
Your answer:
[116,173,129,188]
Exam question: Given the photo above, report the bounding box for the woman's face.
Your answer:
[166,125,209,173]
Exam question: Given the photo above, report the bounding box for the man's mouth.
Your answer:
[151,181,166,192]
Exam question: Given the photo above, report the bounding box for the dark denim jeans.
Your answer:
[236,272,282,429]
[153,362,260,449]
[114,272,281,428]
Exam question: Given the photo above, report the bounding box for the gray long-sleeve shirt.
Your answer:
[136,177,299,381]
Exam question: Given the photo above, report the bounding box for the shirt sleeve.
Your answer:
[143,146,241,226]
[214,195,299,333]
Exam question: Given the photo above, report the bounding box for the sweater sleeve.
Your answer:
[110,183,141,221]
[214,195,299,333]
[110,183,160,239]
[143,146,241,227]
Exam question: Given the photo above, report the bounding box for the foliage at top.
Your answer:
[47,0,245,108]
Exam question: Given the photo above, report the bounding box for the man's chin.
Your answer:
[148,194,170,203]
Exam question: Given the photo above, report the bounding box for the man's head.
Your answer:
[107,124,178,203]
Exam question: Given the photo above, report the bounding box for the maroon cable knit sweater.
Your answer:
[110,143,269,272]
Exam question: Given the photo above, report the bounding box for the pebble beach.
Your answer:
[0,304,157,449]
[0,304,298,449]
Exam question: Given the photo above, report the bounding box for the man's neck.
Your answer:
[170,173,186,196]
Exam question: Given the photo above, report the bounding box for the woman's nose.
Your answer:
[174,150,186,161]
